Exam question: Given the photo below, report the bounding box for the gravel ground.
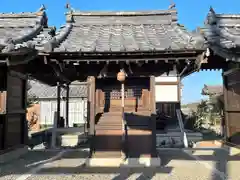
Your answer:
[0,148,239,180]
[184,148,240,180]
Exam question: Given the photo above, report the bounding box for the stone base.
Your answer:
[86,157,123,167]
[60,133,86,147]
[0,146,28,164]
[121,157,161,167]
[86,155,161,167]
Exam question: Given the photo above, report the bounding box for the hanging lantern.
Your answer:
[117,71,126,82]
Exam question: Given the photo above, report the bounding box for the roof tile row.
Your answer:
[28,80,88,98]
[0,6,239,60]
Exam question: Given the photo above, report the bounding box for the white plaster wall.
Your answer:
[155,85,178,102]
[155,76,178,82]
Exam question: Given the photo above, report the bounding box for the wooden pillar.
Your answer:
[177,77,181,102]
[151,113,157,156]
[95,89,99,114]
[150,76,157,155]
[222,71,230,139]
[65,84,69,127]
[51,82,61,148]
[88,76,96,135]
[150,76,156,113]
[0,92,6,113]
[23,75,28,145]
[4,69,29,149]
[57,82,61,127]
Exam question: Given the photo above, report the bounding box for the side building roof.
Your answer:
[202,84,223,96]
[44,7,205,53]
[28,80,88,99]
[0,5,55,55]
[202,7,240,61]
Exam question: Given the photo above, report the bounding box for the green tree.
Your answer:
[194,100,209,129]
[208,94,224,125]
[194,95,224,129]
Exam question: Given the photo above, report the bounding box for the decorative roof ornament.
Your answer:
[206,6,217,25]
[65,2,74,13]
[36,4,46,16]
[65,1,74,22]
[209,6,216,15]
[39,4,46,12]
[168,0,176,9]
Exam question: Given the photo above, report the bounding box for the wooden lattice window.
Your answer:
[105,87,142,99]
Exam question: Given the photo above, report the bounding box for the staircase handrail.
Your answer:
[176,109,188,148]
[122,112,129,158]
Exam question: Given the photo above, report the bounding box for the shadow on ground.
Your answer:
[0,146,239,180]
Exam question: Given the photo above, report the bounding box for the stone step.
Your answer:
[101,113,151,119]
[91,151,122,158]
[93,134,123,151]
[97,119,122,123]
[95,126,122,130]
[103,110,150,116]
[96,123,122,126]
[95,129,123,135]
[96,123,122,127]
[97,123,123,127]
[99,117,122,121]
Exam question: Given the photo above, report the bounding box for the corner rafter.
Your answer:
[49,58,71,84]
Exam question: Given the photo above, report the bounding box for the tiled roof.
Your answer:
[44,9,205,53]
[202,7,240,61]
[28,80,88,99]
[0,5,55,54]
[202,84,223,95]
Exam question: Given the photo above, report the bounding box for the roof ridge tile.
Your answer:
[0,5,51,53]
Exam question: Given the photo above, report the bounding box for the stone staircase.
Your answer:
[95,112,123,131]
[92,112,124,158]
[92,110,153,159]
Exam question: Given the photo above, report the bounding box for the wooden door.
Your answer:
[5,71,27,149]
[97,86,150,112]
[224,69,240,144]
[96,78,150,113]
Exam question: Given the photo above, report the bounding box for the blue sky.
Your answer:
[1,0,240,104]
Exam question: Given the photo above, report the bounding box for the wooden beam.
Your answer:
[60,57,197,63]
[155,81,179,85]
[41,49,203,57]
[50,62,71,84]
[8,70,28,80]
[223,68,240,76]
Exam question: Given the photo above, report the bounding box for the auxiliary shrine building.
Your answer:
[0,5,239,161]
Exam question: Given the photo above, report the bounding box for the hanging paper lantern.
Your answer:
[117,71,126,82]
